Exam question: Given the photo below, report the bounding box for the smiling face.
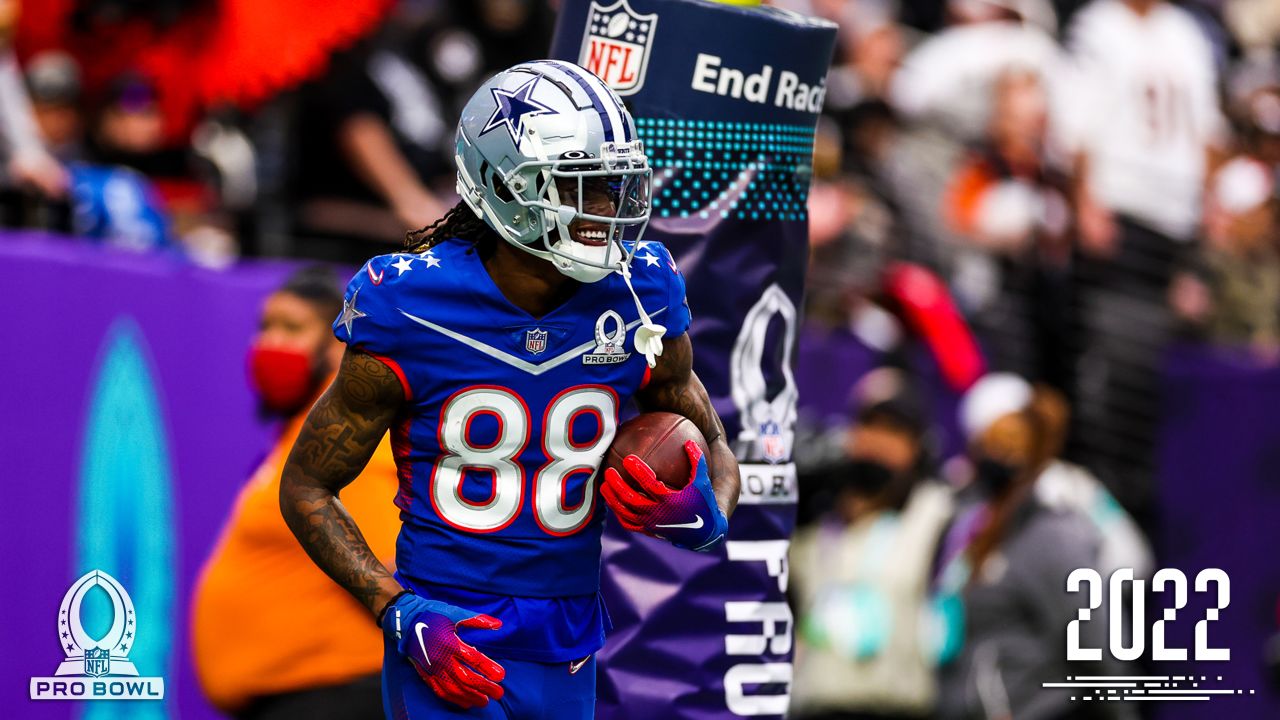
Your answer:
[555,175,619,246]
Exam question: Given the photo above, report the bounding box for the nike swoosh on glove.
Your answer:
[381,592,505,709]
[601,440,728,551]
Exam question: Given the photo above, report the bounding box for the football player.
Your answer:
[280,59,740,718]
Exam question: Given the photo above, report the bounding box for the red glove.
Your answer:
[381,593,505,709]
[601,442,728,551]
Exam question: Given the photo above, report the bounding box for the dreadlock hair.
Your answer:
[405,200,500,255]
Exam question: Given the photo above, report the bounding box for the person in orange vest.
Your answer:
[192,265,401,719]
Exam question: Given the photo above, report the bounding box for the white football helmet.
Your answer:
[455,59,652,283]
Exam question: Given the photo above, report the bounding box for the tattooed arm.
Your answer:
[280,347,406,616]
[635,333,740,519]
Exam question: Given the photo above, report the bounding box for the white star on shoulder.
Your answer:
[423,254,442,268]
[639,253,660,267]
[338,289,367,336]
[391,256,415,276]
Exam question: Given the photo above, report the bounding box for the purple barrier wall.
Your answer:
[1,232,295,719]
[1153,347,1280,719]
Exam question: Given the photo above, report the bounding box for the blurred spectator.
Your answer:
[798,0,905,144]
[806,14,904,307]
[807,111,898,328]
[1224,0,1280,62]
[5,56,181,251]
[66,162,176,251]
[69,70,239,263]
[891,0,1062,142]
[0,0,69,203]
[1029,384,1153,580]
[886,0,1064,276]
[1238,81,1280,169]
[90,71,217,220]
[288,1,557,264]
[790,391,953,720]
[290,27,452,263]
[25,50,85,162]
[1026,385,1150,716]
[92,72,177,176]
[192,265,401,719]
[1062,0,1226,515]
[1172,155,1280,357]
[1062,0,1224,252]
[935,373,1131,720]
[944,68,1075,392]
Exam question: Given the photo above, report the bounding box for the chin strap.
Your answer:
[618,259,665,368]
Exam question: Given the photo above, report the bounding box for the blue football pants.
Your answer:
[382,633,596,719]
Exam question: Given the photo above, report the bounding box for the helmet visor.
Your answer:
[550,171,651,232]
[504,146,653,272]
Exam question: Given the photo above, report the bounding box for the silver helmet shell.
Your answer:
[454,60,652,283]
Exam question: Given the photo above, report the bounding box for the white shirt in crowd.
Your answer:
[1063,0,1226,240]
[892,20,1065,141]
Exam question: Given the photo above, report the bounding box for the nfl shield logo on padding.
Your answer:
[526,328,549,355]
[759,419,785,464]
[579,0,659,96]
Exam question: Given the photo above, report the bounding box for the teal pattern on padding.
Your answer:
[76,319,176,720]
[637,117,815,222]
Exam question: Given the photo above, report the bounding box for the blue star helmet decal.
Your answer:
[481,76,556,144]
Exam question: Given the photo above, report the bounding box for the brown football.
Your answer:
[603,412,708,490]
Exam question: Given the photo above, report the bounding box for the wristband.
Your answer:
[376,589,414,626]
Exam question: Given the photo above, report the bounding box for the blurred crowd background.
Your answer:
[4,0,1279,718]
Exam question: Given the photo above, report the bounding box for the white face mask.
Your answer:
[499,226,618,284]
[547,234,617,283]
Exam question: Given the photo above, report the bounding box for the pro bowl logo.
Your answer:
[30,570,165,700]
[584,309,632,365]
[578,0,658,96]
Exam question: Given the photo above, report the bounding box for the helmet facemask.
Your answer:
[466,139,652,283]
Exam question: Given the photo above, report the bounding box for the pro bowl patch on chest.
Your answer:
[584,310,631,364]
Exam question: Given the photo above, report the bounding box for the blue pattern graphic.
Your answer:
[76,319,176,720]
[637,117,814,222]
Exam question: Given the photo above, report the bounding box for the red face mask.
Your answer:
[248,345,315,415]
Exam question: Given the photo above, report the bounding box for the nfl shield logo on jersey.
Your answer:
[578,0,659,96]
[525,328,549,355]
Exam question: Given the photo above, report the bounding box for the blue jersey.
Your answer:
[334,237,690,661]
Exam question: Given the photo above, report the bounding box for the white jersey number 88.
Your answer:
[430,385,618,535]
